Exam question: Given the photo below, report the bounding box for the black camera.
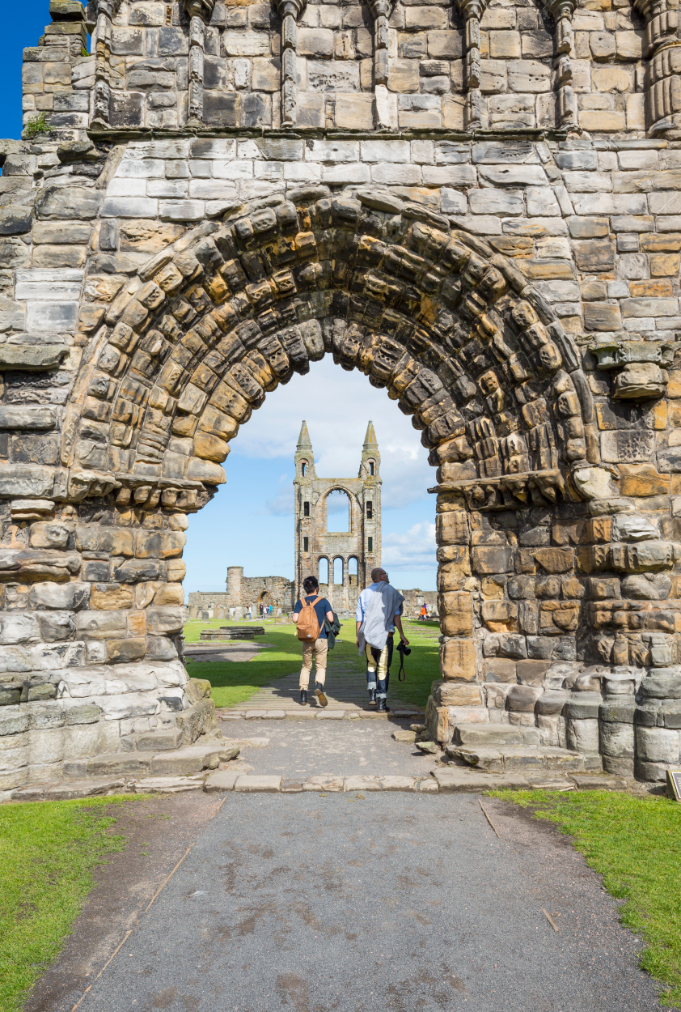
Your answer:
[397,641,411,656]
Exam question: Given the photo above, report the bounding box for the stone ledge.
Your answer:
[88,126,556,145]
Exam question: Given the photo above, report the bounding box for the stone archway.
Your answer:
[2,185,679,788]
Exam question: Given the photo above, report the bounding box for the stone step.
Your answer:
[120,729,184,752]
[63,740,240,779]
[454,726,541,747]
[446,744,586,774]
[12,778,128,802]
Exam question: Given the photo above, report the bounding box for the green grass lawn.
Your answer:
[495,790,681,1007]
[184,618,441,709]
[0,796,142,1012]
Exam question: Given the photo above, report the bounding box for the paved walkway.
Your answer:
[237,661,420,714]
[47,792,660,1012]
[186,639,423,716]
[219,715,441,778]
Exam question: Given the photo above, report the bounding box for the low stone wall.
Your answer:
[425,661,681,780]
[399,589,439,620]
[0,668,218,794]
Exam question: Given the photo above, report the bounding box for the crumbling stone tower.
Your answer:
[5,0,681,791]
[293,421,381,613]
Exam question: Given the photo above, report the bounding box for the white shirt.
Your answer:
[356,583,401,632]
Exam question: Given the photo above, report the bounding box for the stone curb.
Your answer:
[3,770,638,803]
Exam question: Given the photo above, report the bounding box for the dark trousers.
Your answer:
[365,634,393,699]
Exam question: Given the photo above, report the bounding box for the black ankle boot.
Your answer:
[377,697,390,712]
[314,682,328,707]
[368,688,376,704]
[300,689,308,705]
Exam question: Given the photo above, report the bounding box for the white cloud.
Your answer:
[264,473,294,515]
[232,356,435,509]
[382,522,437,572]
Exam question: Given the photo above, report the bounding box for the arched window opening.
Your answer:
[301,461,307,476]
[326,490,350,532]
[318,558,329,585]
[333,557,344,585]
[366,501,373,519]
[369,461,375,476]
[303,501,310,517]
[348,557,358,587]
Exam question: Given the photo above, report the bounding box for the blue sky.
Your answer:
[185,358,438,595]
[1,4,439,596]
[0,2,50,139]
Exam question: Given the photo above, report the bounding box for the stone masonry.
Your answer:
[2,0,681,789]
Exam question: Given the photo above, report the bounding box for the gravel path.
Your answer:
[62,792,659,1012]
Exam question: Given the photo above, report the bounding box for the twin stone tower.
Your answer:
[294,419,382,613]
[189,420,383,618]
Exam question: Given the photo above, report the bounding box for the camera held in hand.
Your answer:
[397,640,411,656]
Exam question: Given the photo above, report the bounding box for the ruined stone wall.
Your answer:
[1,0,681,791]
[34,0,651,134]
[399,588,439,618]
[187,570,294,616]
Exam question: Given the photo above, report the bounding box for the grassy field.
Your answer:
[184,618,441,709]
[0,796,142,1012]
[495,789,681,1008]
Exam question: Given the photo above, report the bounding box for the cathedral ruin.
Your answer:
[3,0,681,790]
[187,420,437,618]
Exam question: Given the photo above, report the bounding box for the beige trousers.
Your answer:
[365,642,390,678]
[299,637,328,689]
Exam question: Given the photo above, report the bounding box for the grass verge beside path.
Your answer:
[0,796,142,1012]
[495,789,681,1007]
[184,618,440,710]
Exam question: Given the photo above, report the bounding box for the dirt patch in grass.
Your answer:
[22,793,222,1012]
[494,789,681,1007]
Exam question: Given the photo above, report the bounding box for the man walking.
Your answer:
[356,568,409,712]
[293,576,334,706]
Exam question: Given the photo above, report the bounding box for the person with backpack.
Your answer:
[293,576,334,706]
[356,567,409,712]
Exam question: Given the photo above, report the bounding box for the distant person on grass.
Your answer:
[356,567,409,712]
[293,576,334,707]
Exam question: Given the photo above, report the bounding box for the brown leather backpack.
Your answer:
[296,596,321,641]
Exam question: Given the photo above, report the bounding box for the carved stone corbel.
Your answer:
[182,0,217,126]
[544,0,577,129]
[455,0,486,131]
[634,0,681,136]
[589,337,679,400]
[274,0,307,127]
